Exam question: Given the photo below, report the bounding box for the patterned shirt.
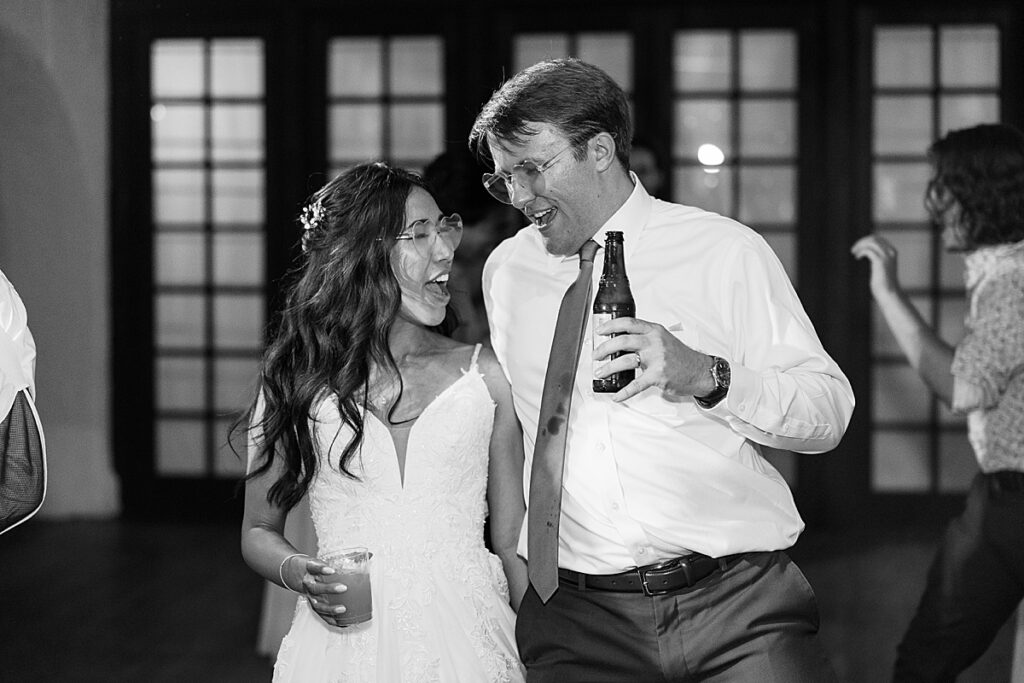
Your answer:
[951,239,1024,472]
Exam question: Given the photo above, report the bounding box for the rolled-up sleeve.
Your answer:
[701,236,855,453]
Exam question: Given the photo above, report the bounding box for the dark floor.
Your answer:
[0,519,1016,682]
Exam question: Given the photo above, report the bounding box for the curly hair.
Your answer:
[239,162,456,511]
[928,123,1024,249]
[468,58,633,170]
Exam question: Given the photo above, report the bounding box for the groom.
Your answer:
[473,58,853,680]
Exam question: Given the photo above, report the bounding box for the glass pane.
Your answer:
[940,26,999,88]
[874,96,932,155]
[156,294,205,348]
[215,417,247,476]
[152,40,204,98]
[872,295,932,357]
[212,104,264,162]
[154,169,206,224]
[156,419,205,476]
[874,229,933,289]
[939,248,965,289]
[213,232,263,286]
[873,364,931,422]
[938,400,967,427]
[938,297,967,347]
[152,104,204,162]
[212,169,264,225]
[738,165,794,224]
[214,294,263,348]
[674,166,734,218]
[739,100,795,158]
[578,33,633,91]
[215,357,259,411]
[873,162,930,222]
[762,232,797,285]
[939,95,1000,137]
[390,104,443,160]
[674,99,732,160]
[211,39,263,97]
[875,27,932,88]
[674,31,730,92]
[155,232,205,286]
[330,104,383,161]
[156,357,206,410]
[390,37,442,95]
[514,34,569,72]
[938,431,976,492]
[740,31,796,91]
[329,38,383,96]
[872,430,930,491]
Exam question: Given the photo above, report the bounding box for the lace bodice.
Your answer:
[308,360,495,563]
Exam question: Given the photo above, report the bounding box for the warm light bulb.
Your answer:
[697,143,725,167]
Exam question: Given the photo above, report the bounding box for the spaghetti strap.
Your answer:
[469,343,483,370]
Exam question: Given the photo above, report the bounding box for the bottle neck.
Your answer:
[601,240,627,281]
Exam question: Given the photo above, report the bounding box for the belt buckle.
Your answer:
[637,558,690,597]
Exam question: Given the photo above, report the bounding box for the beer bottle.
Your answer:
[592,231,635,392]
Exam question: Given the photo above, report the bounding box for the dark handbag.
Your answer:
[0,389,45,535]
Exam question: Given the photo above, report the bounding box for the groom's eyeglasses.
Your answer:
[481,144,576,205]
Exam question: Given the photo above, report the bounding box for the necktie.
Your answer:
[528,239,599,602]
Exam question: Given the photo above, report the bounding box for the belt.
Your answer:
[557,553,744,597]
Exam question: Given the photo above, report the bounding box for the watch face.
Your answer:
[712,357,731,389]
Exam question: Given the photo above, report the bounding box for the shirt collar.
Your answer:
[591,172,652,263]
[964,238,1024,291]
[546,172,653,265]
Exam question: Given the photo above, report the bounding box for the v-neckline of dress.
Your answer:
[364,369,477,489]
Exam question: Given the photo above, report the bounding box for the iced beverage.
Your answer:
[321,547,373,625]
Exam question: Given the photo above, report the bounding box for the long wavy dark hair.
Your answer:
[928,123,1024,248]
[239,162,456,511]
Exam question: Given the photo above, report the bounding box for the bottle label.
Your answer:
[592,313,614,379]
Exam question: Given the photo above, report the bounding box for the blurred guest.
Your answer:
[0,267,45,536]
[852,122,1024,682]
[630,136,666,197]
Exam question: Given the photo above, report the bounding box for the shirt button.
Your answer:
[638,547,646,555]
[596,443,606,453]
[611,502,619,511]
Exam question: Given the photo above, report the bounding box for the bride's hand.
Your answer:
[283,555,350,627]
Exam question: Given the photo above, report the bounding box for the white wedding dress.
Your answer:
[273,345,525,682]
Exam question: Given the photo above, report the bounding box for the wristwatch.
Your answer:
[694,355,730,408]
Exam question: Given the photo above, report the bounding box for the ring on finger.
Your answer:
[633,352,642,369]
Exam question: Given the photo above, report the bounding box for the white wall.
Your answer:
[0,0,118,516]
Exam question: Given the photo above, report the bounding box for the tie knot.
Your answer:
[578,239,599,265]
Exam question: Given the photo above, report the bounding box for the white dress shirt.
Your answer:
[483,178,855,575]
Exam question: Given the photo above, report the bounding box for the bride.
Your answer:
[239,161,527,682]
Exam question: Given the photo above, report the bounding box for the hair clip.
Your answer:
[300,200,325,233]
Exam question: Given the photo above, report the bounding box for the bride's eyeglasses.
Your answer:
[394,214,463,257]
[481,144,575,205]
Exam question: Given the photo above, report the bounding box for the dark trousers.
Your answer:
[515,551,836,682]
[893,471,1024,682]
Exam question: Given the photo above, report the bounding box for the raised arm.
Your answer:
[851,234,955,405]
